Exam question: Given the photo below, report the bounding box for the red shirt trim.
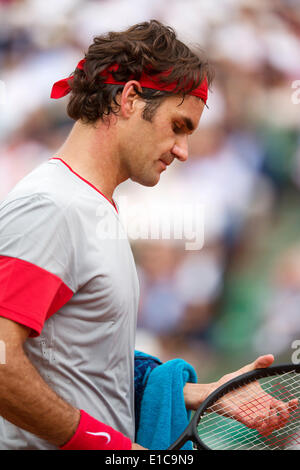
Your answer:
[50,157,118,213]
[0,256,73,337]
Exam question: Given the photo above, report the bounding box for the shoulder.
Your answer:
[0,159,84,216]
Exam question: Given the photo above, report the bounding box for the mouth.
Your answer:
[158,159,167,171]
[158,157,173,171]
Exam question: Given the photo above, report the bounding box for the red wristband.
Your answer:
[60,410,132,450]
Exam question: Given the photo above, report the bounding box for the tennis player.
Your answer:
[0,20,295,450]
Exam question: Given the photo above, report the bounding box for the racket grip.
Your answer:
[167,434,189,450]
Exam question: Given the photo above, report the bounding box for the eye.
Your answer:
[172,123,182,134]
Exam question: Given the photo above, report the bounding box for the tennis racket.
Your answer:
[168,364,300,450]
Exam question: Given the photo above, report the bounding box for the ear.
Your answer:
[119,80,143,118]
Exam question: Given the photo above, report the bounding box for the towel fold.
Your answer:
[135,355,197,450]
[134,350,162,432]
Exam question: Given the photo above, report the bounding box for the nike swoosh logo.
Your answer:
[85,431,111,444]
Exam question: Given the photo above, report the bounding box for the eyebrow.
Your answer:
[176,116,196,133]
[183,117,195,132]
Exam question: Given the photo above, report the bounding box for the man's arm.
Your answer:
[0,317,145,449]
[0,317,80,446]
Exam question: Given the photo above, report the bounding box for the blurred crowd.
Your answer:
[1,0,300,379]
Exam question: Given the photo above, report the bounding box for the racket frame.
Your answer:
[168,364,300,450]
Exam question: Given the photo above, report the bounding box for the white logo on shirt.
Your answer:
[86,431,111,444]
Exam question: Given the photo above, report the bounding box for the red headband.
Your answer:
[50,59,208,103]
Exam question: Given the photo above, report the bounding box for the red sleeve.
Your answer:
[0,255,73,337]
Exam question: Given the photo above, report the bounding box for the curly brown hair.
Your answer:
[67,20,213,124]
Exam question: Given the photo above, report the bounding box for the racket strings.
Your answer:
[198,412,300,450]
[198,400,300,449]
[196,371,300,450]
[205,372,299,424]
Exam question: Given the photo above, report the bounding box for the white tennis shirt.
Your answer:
[0,158,140,449]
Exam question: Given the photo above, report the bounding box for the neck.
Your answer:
[54,119,128,203]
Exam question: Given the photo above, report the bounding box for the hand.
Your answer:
[131,442,147,450]
[183,382,217,410]
[213,355,298,437]
[183,355,279,410]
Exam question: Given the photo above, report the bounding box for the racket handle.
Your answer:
[167,438,186,450]
[167,434,190,450]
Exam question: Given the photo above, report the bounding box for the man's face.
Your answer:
[118,94,205,186]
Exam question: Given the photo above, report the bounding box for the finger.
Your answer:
[267,404,281,431]
[288,398,299,413]
[257,399,298,437]
[237,355,275,377]
[253,413,272,437]
[252,355,274,370]
[218,355,275,386]
[259,416,275,437]
[269,401,289,431]
[288,398,299,411]
[254,401,279,437]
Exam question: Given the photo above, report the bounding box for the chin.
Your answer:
[131,173,160,187]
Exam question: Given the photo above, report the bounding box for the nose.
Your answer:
[171,137,188,162]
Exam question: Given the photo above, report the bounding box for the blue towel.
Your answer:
[134,351,162,432]
[135,355,197,450]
